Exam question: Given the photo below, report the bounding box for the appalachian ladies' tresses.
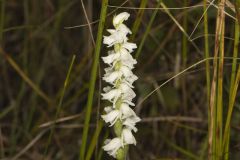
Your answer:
[101,12,140,158]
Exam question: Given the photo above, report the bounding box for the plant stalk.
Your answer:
[79,0,108,159]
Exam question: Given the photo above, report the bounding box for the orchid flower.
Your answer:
[101,12,140,158]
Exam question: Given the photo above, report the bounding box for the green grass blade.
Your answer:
[201,0,211,158]
[216,1,226,158]
[130,0,148,41]
[160,133,199,160]
[135,0,161,59]
[85,120,103,160]
[203,1,211,158]
[223,2,240,156]
[79,0,108,159]
[203,0,211,157]
[203,0,211,100]
[0,47,52,104]
[229,1,240,99]
[223,66,240,160]
[209,1,226,159]
[43,55,76,157]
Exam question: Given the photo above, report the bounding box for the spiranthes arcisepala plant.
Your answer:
[101,12,140,159]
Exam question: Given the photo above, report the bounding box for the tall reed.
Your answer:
[222,0,240,159]
[79,0,108,159]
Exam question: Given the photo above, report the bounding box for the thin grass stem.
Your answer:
[222,1,240,158]
[135,0,161,59]
[223,66,240,159]
[79,1,108,159]
[43,55,76,158]
[0,47,52,104]
[203,0,211,159]
[130,0,148,41]
[85,121,103,160]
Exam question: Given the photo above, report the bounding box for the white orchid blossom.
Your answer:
[113,12,130,28]
[102,88,121,104]
[102,48,137,69]
[102,103,138,126]
[103,31,128,47]
[120,103,137,119]
[101,109,121,126]
[122,128,136,145]
[122,42,137,53]
[101,12,140,158]
[102,51,120,64]
[103,70,122,84]
[103,138,123,158]
[123,116,141,133]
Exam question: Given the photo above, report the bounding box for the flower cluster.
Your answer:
[101,12,140,158]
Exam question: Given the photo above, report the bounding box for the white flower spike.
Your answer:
[102,12,140,158]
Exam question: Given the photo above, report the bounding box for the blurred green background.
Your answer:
[0,0,240,159]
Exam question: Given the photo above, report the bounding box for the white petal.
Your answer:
[102,52,120,64]
[120,65,133,78]
[103,138,122,158]
[104,139,111,144]
[125,74,138,86]
[104,66,113,74]
[103,36,114,46]
[101,109,120,126]
[123,116,141,132]
[103,86,112,92]
[103,31,128,47]
[123,100,135,106]
[117,24,131,34]
[119,82,136,101]
[123,95,135,103]
[122,42,137,53]
[107,29,116,34]
[122,79,134,88]
[122,128,136,145]
[104,106,113,113]
[102,89,121,103]
[113,12,130,28]
[119,48,137,69]
[119,82,131,92]
[120,103,136,119]
[103,71,122,84]
[120,48,136,62]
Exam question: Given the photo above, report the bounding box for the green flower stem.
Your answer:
[114,118,125,160]
[114,120,122,137]
[114,98,125,160]
[113,41,126,159]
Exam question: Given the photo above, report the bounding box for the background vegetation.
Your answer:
[0,0,239,159]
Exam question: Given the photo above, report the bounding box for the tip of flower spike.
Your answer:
[113,12,130,28]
